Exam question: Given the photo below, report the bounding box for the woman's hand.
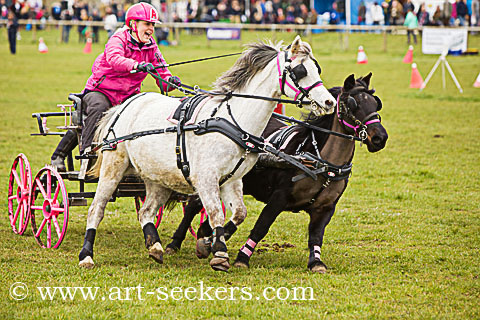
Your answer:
[136,62,155,73]
[168,76,182,87]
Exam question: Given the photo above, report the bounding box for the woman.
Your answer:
[51,2,182,171]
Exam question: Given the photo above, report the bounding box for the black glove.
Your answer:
[136,62,155,73]
[168,76,181,87]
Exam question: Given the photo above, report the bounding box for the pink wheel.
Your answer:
[184,202,226,239]
[134,196,163,228]
[29,166,69,248]
[7,154,32,235]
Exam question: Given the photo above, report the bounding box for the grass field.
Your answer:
[1,28,480,319]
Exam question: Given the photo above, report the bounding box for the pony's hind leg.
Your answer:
[138,181,171,264]
[196,181,230,271]
[79,151,130,268]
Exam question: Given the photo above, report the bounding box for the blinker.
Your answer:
[291,64,308,81]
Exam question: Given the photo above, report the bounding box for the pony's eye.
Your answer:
[348,96,358,110]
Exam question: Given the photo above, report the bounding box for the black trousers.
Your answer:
[8,28,17,54]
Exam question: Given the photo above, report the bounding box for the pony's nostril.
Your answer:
[372,136,382,145]
[325,99,334,107]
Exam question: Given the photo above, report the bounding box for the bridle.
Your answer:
[336,91,382,142]
[277,51,324,111]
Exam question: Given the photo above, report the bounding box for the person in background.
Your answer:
[371,1,385,25]
[6,10,18,54]
[441,0,452,26]
[91,8,102,43]
[358,1,366,25]
[431,6,443,26]
[472,0,479,27]
[417,3,430,26]
[404,7,418,45]
[455,0,468,26]
[104,6,118,38]
[50,2,183,171]
[390,0,404,25]
[60,8,72,43]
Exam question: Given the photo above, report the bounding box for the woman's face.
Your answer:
[134,20,155,43]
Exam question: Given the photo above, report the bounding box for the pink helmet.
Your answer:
[125,2,160,28]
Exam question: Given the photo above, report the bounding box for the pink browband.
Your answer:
[277,52,323,101]
[336,95,380,135]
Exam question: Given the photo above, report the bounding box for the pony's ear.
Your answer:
[344,74,356,92]
[289,35,302,57]
[361,72,373,88]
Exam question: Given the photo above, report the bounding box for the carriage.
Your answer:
[7,93,217,249]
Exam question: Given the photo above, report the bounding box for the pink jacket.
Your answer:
[84,29,173,106]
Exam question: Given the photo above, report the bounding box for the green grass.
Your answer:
[1,28,480,319]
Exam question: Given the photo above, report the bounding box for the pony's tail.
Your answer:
[87,106,120,178]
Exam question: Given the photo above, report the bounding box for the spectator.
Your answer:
[1,0,8,20]
[472,0,479,26]
[358,1,366,25]
[6,10,18,54]
[455,0,468,26]
[91,8,102,43]
[229,0,242,23]
[104,6,118,38]
[371,2,384,25]
[404,7,418,45]
[390,0,404,25]
[382,0,391,25]
[431,6,443,26]
[441,0,452,26]
[403,0,415,18]
[60,8,72,43]
[417,3,430,26]
[330,1,340,25]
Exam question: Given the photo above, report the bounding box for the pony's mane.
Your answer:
[213,40,312,93]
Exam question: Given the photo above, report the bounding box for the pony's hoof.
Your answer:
[210,252,230,272]
[196,237,211,259]
[79,256,94,269]
[165,246,178,255]
[148,242,164,264]
[310,262,327,274]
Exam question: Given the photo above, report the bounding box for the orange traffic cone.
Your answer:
[83,37,92,54]
[38,37,48,53]
[410,63,424,88]
[273,103,285,115]
[357,46,368,64]
[474,72,480,88]
[403,45,413,64]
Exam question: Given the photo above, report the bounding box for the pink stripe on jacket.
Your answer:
[84,29,173,106]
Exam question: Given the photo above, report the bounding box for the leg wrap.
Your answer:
[307,245,324,269]
[239,238,257,258]
[224,221,238,241]
[79,229,96,261]
[143,223,161,248]
[211,227,227,253]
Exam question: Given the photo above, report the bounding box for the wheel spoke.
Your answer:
[51,207,64,213]
[11,203,21,224]
[35,178,48,199]
[19,201,25,226]
[20,158,26,186]
[47,220,52,248]
[53,183,61,203]
[31,206,44,210]
[8,194,17,200]
[36,218,47,238]
[47,171,52,198]
[52,216,62,238]
[11,169,22,189]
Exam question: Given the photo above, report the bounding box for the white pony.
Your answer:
[79,36,336,271]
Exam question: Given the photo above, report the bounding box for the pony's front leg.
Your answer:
[307,204,336,274]
[139,182,171,264]
[79,152,129,268]
[197,181,229,272]
[220,179,247,240]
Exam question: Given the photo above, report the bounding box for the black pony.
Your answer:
[166,73,388,272]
